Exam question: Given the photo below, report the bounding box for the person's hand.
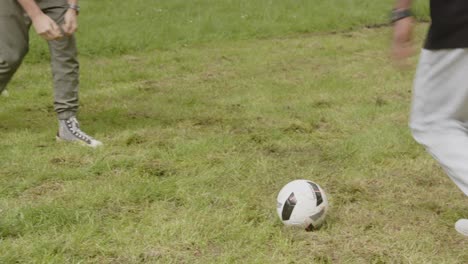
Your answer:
[62,9,78,36]
[392,16,415,68]
[31,13,63,40]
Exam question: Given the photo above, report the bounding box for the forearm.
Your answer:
[395,0,412,10]
[392,0,415,64]
[16,0,43,20]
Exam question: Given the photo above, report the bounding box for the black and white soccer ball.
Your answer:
[276,180,329,231]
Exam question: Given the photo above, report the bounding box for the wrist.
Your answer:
[23,5,44,21]
[391,9,413,24]
[29,10,45,21]
[68,4,80,15]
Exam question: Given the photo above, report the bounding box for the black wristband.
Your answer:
[391,9,412,23]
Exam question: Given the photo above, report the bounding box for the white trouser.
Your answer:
[411,49,468,196]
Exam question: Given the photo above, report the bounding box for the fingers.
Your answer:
[62,21,77,36]
[62,10,78,36]
[62,22,71,36]
[393,43,413,60]
[50,21,63,39]
[39,31,60,41]
[39,10,78,40]
[39,22,63,40]
[31,14,66,41]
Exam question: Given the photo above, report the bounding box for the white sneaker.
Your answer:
[455,219,468,236]
[1,89,9,97]
[56,116,103,148]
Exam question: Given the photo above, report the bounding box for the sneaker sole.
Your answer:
[56,136,102,148]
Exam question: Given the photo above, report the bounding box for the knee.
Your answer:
[409,121,434,148]
[409,120,424,143]
[0,47,28,71]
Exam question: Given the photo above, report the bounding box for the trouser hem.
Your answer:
[57,111,76,120]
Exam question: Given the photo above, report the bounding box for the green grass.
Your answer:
[27,0,429,61]
[2,24,467,263]
[2,1,467,263]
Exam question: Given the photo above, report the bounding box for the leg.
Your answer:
[39,1,102,147]
[0,0,30,93]
[410,49,468,196]
[41,2,79,120]
[411,49,468,236]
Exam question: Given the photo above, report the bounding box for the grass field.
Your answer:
[1,0,467,263]
[27,0,430,61]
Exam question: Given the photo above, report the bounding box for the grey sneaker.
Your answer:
[455,219,468,237]
[57,116,103,148]
[1,89,9,97]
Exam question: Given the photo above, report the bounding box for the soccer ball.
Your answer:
[276,180,329,231]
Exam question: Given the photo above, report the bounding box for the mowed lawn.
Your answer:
[1,1,467,263]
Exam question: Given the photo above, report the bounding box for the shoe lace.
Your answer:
[66,117,93,143]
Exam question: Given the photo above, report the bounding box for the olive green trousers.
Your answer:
[0,0,79,119]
